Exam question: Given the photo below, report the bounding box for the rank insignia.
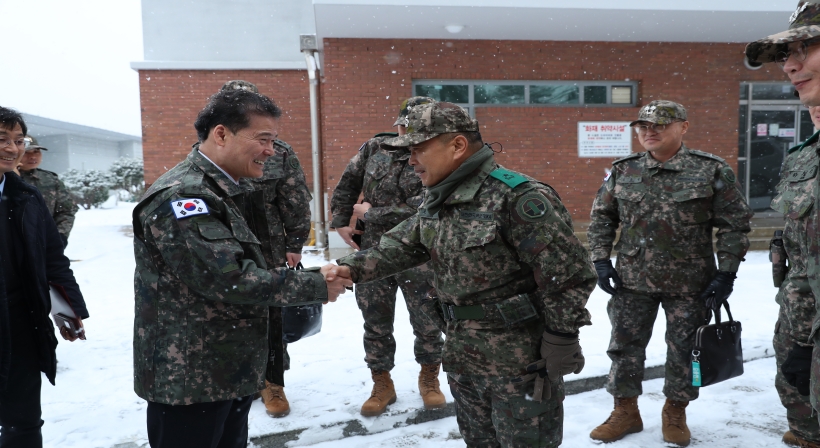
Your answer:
[171,198,210,219]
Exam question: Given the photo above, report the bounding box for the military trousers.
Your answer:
[775,311,820,443]
[355,265,443,371]
[605,289,709,402]
[448,373,563,448]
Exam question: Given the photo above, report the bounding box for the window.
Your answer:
[413,80,637,116]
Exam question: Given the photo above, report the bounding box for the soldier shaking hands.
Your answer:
[131,88,351,448]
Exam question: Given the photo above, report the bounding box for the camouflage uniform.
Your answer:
[330,133,443,372]
[770,132,820,443]
[588,144,753,402]
[132,147,327,405]
[338,102,596,447]
[244,140,313,384]
[19,168,76,243]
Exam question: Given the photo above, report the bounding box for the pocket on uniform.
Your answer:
[672,185,714,202]
[614,240,640,257]
[366,153,391,180]
[612,187,645,203]
[457,222,497,250]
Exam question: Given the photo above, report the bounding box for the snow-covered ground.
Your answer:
[43,202,786,447]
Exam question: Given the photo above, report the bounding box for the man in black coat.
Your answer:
[0,107,88,448]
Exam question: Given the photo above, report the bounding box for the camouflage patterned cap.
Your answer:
[629,100,687,126]
[220,80,259,93]
[382,102,479,147]
[392,96,436,127]
[746,2,820,63]
[24,135,47,151]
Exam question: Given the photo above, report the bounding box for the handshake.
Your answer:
[320,264,354,303]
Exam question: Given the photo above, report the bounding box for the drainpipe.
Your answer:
[300,35,325,250]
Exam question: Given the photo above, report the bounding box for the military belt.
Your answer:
[440,294,538,327]
[441,303,487,321]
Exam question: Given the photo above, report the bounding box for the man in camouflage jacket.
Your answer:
[132,88,349,448]
[328,102,596,447]
[587,100,753,446]
[219,80,313,418]
[747,6,820,444]
[330,96,445,416]
[768,108,820,447]
[18,136,76,246]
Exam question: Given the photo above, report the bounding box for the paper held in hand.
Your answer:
[49,284,85,340]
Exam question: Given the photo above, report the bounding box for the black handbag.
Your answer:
[691,302,743,387]
[282,262,323,344]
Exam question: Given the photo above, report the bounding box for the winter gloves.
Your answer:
[594,259,622,295]
[783,343,813,396]
[700,271,736,311]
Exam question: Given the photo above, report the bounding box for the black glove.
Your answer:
[593,259,622,295]
[782,343,813,396]
[699,271,736,310]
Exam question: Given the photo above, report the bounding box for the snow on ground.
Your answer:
[41,203,785,447]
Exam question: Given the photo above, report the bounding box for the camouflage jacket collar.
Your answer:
[186,147,247,198]
[443,154,496,206]
[791,129,820,154]
[19,168,40,180]
[645,144,689,172]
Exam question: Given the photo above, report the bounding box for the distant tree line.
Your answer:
[62,158,144,209]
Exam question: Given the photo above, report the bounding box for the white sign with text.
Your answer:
[578,122,632,158]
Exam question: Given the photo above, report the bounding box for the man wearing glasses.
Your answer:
[587,100,752,446]
[747,3,820,446]
[0,107,88,447]
[18,136,76,247]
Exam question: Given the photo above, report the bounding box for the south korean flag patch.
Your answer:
[171,198,209,219]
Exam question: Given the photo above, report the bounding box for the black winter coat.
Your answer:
[0,172,87,390]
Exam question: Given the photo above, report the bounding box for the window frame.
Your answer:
[413,80,638,117]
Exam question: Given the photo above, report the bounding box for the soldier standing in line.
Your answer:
[18,136,76,246]
[218,80,314,418]
[329,96,445,416]
[766,105,820,448]
[746,3,820,443]
[326,101,596,447]
[587,100,753,446]
[131,87,350,448]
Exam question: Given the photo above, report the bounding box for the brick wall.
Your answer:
[138,70,313,185]
[320,39,786,221]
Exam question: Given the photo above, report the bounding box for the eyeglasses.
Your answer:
[633,122,680,135]
[775,39,820,68]
[0,137,27,151]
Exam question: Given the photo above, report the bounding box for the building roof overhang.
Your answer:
[313,0,795,46]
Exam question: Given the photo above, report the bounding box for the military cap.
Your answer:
[221,80,259,93]
[629,100,687,127]
[393,96,436,127]
[24,135,47,151]
[382,102,479,147]
[746,2,820,63]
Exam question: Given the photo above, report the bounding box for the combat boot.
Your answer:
[260,381,290,418]
[662,399,690,447]
[361,369,397,417]
[783,431,820,448]
[589,397,643,442]
[418,363,446,409]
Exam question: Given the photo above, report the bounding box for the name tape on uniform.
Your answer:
[171,198,209,220]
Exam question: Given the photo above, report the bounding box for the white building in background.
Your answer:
[22,113,142,174]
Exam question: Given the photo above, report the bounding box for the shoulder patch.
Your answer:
[720,166,736,184]
[373,132,399,138]
[170,198,210,220]
[603,171,612,182]
[689,149,726,163]
[612,152,643,165]
[516,192,551,222]
[288,155,301,169]
[489,168,529,189]
[274,139,293,152]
